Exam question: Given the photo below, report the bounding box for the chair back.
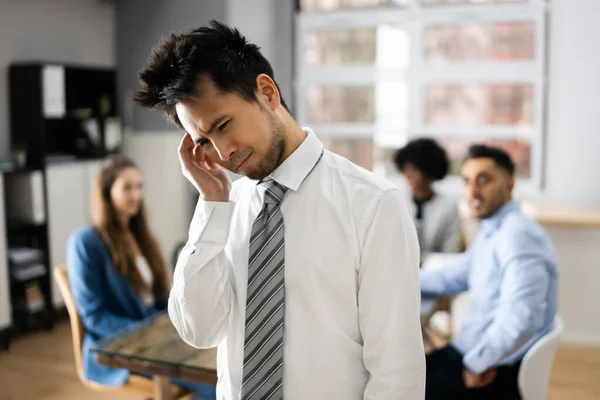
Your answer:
[518,315,564,400]
[53,264,87,384]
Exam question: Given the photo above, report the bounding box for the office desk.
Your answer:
[92,312,216,400]
[92,290,441,399]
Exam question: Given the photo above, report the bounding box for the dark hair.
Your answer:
[393,138,449,181]
[464,144,515,176]
[133,20,288,128]
[91,154,169,302]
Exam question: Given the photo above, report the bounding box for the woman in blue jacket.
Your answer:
[66,154,215,399]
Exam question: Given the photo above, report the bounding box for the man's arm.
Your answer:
[419,250,471,295]
[358,189,425,399]
[168,198,236,349]
[462,228,553,374]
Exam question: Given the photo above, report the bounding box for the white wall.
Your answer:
[0,0,115,159]
[545,0,600,207]
[121,131,195,274]
[533,0,600,344]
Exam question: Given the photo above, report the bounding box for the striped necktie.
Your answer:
[241,179,288,400]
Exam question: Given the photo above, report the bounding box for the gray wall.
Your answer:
[228,0,295,112]
[0,0,115,159]
[116,0,227,132]
[116,0,294,132]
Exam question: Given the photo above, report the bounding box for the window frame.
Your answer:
[294,0,549,192]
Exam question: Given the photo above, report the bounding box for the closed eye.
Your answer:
[198,138,211,147]
[218,120,230,132]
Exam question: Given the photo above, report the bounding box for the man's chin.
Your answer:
[244,168,270,181]
[470,208,486,219]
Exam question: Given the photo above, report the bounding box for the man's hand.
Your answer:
[463,367,497,389]
[178,133,231,202]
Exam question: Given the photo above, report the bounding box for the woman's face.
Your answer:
[110,166,144,219]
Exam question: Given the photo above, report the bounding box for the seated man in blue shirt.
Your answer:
[421,145,558,400]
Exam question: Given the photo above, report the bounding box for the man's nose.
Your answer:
[213,138,237,162]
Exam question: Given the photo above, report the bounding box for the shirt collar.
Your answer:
[268,127,324,192]
[480,200,520,236]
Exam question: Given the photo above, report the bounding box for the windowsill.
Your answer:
[381,172,600,228]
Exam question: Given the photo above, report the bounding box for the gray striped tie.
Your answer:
[241,179,288,400]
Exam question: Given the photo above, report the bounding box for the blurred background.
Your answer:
[0,0,599,399]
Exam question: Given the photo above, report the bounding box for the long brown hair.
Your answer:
[91,154,169,302]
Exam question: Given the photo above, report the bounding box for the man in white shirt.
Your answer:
[134,20,425,400]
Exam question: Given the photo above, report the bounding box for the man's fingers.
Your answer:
[481,369,497,386]
[178,134,191,162]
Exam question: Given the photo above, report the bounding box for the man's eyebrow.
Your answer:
[193,115,227,145]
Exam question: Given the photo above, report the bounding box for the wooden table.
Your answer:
[91,312,217,400]
[92,297,440,399]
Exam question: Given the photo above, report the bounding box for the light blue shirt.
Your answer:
[420,200,559,373]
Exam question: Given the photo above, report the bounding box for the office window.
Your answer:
[301,0,410,12]
[425,83,533,127]
[296,0,548,188]
[424,22,535,63]
[422,0,526,6]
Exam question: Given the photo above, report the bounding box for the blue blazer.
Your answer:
[66,225,166,387]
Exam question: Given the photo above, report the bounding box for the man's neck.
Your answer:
[279,112,307,163]
[482,197,513,220]
[413,188,434,203]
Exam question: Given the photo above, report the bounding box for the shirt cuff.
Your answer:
[188,198,235,245]
[462,350,489,374]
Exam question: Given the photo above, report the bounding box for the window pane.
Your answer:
[440,137,532,178]
[306,28,376,65]
[421,0,525,6]
[307,86,375,124]
[305,26,408,67]
[301,0,409,12]
[320,137,375,170]
[425,22,535,63]
[306,82,408,125]
[374,147,401,176]
[425,84,533,126]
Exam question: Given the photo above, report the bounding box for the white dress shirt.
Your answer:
[169,128,425,400]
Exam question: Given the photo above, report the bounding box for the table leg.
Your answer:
[153,375,173,400]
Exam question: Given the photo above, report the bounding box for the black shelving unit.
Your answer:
[1,61,119,346]
[3,170,54,337]
[10,62,118,167]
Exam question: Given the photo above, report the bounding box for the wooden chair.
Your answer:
[53,264,189,399]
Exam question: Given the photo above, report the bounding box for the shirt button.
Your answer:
[200,213,207,222]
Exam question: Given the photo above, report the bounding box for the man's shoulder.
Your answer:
[320,150,398,194]
[495,207,556,258]
[500,207,544,236]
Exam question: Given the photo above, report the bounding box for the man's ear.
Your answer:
[507,175,515,193]
[256,74,280,112]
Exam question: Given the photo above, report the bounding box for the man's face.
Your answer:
[175,76,286,181]
[402,162,430,196]
[461,157,514,219]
